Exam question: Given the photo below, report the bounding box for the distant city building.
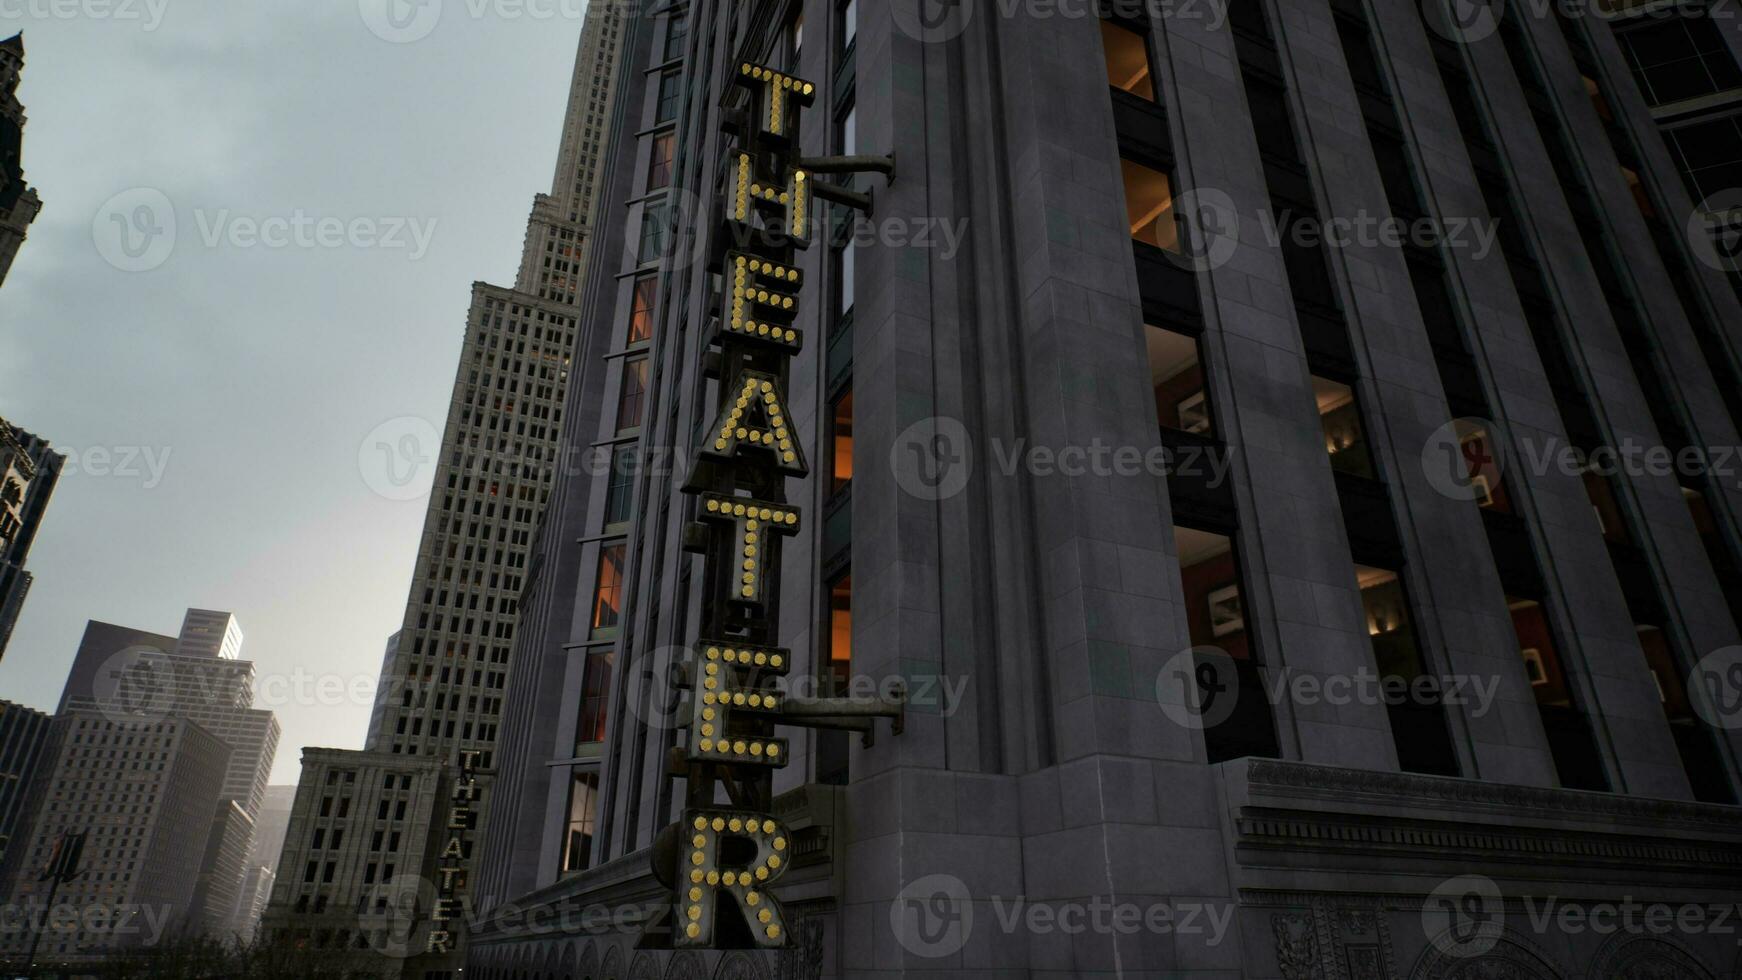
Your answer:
[0,609,282,957]
[232,864,274,941]
[228,784,294,940]
[0,709,230,964]
[265,5,629,974]
[0,32,41,288]
[0,418,62,663]
[0,700,51,864]
[259,749,453,971]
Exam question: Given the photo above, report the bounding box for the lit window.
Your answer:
[1120,158,1180,252]
[828,575,852,695]
[590,544,626,637]
[628,276,656,345]
[1312,376,1375,479]
[647,132,675,191]
[830,390,854,495]
[1100,20,1156,102]
[1146,323,1210,436]
[574,652,613,750]
[616,358,649,434]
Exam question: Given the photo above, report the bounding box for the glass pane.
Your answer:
[831,390,854,494]
[628,277,656,344]
[562,770,598,872]
[591,545,626,637]
[1100,21,1155,101]
[829,575,852,696]
[1146,323,1209,436]
[1121,159,1179,252]
[1313,376,1375,478]
[1174,526,1248,659]
[616,358,649,433]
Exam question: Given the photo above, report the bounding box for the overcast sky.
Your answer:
[0,0,595,784]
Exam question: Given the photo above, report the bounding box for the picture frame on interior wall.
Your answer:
[1177,392,1210,435]
[1208,584,1243,637]
[1470,473,1495,508]
[1522,647,1547,686]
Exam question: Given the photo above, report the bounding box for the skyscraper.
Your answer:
[264,6,631,974]
[469,1,1742,977]
[0,32,41,289]
[0,418,62,663]
[0,700,51,865]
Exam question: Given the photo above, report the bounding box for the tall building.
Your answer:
[0,32,41,289]
[0,700,51,864]
[0,418,63,663]
[264,5,631,974]
[469,1,1742,978]
[1602,0,1742,301]
[227,784,294,940]
[0,709,231,964]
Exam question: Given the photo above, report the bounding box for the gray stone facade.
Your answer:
[469,1,1742,977]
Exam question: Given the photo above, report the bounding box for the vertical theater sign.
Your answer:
[643,62,901,951]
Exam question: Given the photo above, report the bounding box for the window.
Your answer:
[1120,158,1180,252]
[1508,596,1609,791]
[1171,525,1280,763]
[655,72,681,124]
[789,11,804,68]
[647,133,675,191]
[1617,15,1742,107]
[1662,114,1742,205]
[828,575,852,695]
[590,544,626,638]
[1312,376,1375,479]
[561,770,599,872]
[833,238,856,320]
[1100,19,1156,101]
[616,358,649,434]
[602,445,636,531]
[830,390,854,495]
[628,276,656,345]
[1146,323,1211,437]
[663,9,688,62]
[840,0,856,54]
[638,203,668,264]
[1357,566,1459,776]
[574,652,613,751]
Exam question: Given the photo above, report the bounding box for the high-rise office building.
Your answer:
[1602,1,1742,301]
[0,700,51,865]
[0,418,63,663]
[469,1,1742,977]
[0,32,41,289]
[0,709,231,964]
[265,6,631,974]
